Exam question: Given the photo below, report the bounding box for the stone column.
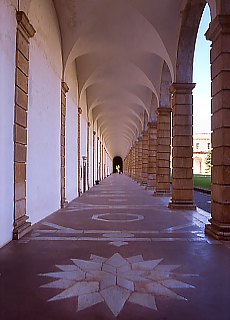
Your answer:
[13,11,35,240]
[132,144,136,179]
[169,84,196,209]
[138,136,143,183]
[129,147,133,178]
[154,108,172,196]
[78,107,82,196]
[133,141,138,181]
[205,16,230,239]
[142,131,149,185]
[60,82,69,208]
[146,122,157,190]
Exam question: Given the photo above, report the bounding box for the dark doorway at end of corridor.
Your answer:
[113,156,123,173]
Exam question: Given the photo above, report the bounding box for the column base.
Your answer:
[168,200,196,210]
[61,200,68,208]
[153,191,171,197]
[13,215,31,240]
[205,219,230,240]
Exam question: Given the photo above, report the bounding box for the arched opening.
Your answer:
[113,156,123,173]
[193,4,211,194]
[193,4,211,136]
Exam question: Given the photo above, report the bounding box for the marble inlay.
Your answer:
[24,222,221,245]
[92,213,144,223]
[39,253,196,316]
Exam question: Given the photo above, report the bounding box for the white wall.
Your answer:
[66,62,78,201]
[27,0,62,224]
[0,0,17,247]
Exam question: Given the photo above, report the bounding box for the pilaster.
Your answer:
[78,107,82,196]
[13,11,35,240]
[60,81,69,208]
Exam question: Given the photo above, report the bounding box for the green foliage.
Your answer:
[194,174,211,190]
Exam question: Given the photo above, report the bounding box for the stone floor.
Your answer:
[0,174,230,320]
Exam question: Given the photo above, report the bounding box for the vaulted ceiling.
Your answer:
[29,0,215,158]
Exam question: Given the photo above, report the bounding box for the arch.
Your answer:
[159,62,172,108]
[113,156,123,173]
[176,0,208,83]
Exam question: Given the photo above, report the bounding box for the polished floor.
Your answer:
[0,174,229,320]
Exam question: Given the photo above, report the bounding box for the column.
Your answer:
[146,122,157,190]
[132,144,135,179]
[134,141,138,181]
[78,107,82,196]
[205,16,230,239]
[13,11,35,240]
[169,84,196,209]
[154,108,172,196]
[142,131,148,185]
[138,136,143,183]
[60,81,69,208]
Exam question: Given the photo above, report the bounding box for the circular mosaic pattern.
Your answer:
[92,213,144,223]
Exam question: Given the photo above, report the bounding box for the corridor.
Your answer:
[0,174,229,320]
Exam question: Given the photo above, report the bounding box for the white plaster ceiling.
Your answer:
[52,0,187,158]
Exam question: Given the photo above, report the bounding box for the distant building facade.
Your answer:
[193,133,211,174]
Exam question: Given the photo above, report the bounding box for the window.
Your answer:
[207,142,210,149]
[196,143,199,150]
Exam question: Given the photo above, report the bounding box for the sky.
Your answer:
[193,5,212,134]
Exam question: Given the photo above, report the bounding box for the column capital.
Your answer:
[206,15,230,42]
[16,11,36,38]
[78,107,82,114]
[170,83,196,94]
[61,81,69,94]
[157,107,172,115]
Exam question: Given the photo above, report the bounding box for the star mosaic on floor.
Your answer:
[39,253,197,316]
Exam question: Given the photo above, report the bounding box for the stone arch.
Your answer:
[159,62,172,109]
[176,0,208,83]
